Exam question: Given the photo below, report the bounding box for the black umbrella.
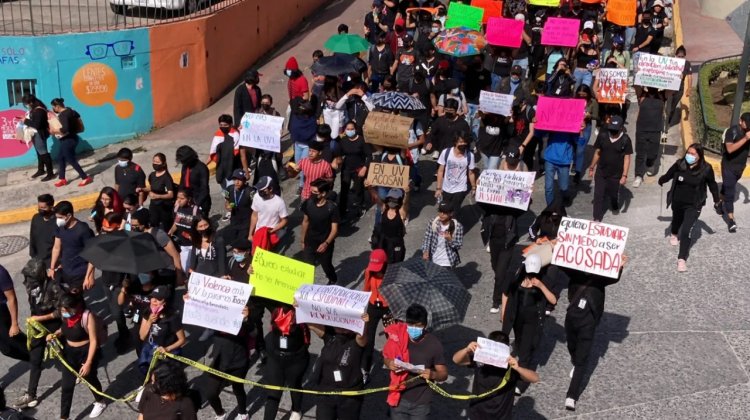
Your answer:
[80,231,169,274]
[311,54,366,76]
[379,258,471,330]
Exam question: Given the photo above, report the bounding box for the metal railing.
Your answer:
[0,0,242,35]
[696,54,741,153]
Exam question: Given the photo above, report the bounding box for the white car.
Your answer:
[109,0,205,15]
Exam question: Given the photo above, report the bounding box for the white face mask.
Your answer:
[485,126,501,136]
[285,69,293,77]
[56,217,67,228]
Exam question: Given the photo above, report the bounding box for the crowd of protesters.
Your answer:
[1,0,748,420]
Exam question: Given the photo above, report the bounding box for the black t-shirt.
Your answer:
[477,126,507,157]
[468,363,518,420]
[408,79,433,111]
[651,10,668,38]
[226,185,253,226]
[633,24,655,51]
[173,205,198,247]
[636,96,665,133]
[148,171,175,206]
[339,135,370,172]
[396,48,419,83]
[29,213,57,262]
[143,309,183,347]
[124,281,157,321]
[115,162,147,199]
[0,264,12,305]
[137,385,198,420]
[369,45,395,75]
[722,125,750,172]
[401,333,446,404]
[594,132,633,178]
[320,140,342,164]
[491,55,513,77]
[55,220,94,277]
[464,68,491,103]
[317,328,365,390]
[267,308,309,354]
[302,199,339,245]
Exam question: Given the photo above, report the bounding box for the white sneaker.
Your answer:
[199,329,214,342]
[485,243,490,253]
[222,212,232,222]
[632,176,643,188]
[490,307,500,314]
[565,398,576,411]
[569,367,575,378]
[214,413,228,420]
[235,415,249,420]
[290,412,303,420]
[89,402,107,418]
[514,386,523,396]
[134,386,144,403]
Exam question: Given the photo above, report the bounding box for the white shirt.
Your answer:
[438,147,475,194]
[432,222,452,267]
[251,195,288,229]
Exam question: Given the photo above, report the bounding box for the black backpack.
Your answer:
[22,258,61,316]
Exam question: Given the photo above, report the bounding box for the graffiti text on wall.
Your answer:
[0,47,26,65]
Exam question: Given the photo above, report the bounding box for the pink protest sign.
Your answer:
[486,17,524,48]
[534,97,586,133]
[541,17,580,48]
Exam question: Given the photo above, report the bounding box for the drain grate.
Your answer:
[0,235,29,257]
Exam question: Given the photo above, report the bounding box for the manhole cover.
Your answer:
[0,235,29,257]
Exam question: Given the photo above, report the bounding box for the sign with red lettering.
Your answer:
[633,53,686,91]
[552,217,629,279]
[534,96,586,133]
[541,17,580,48]
[295,284,371,335]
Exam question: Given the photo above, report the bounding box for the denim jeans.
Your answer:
[624,26,637,50]
[576,123,592,174]
[544,161,570,206]
[512,57,529,77]
[467,102,481,140]
[573,68,593,91]
[294,142,309,188]
[490,73,504,92]
[58,136,87,180]
[480,152,502,171]
[390,397,430,420]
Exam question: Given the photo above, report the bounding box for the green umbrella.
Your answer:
[324,34,370,54]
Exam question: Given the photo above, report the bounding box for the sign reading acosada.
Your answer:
[552,217,629,279]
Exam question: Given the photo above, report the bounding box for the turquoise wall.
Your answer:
[0,28,153,169]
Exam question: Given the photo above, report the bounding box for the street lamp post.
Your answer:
[731,10,750,126]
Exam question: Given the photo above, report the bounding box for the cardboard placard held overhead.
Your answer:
[295,284,371,335]
[250,248,314,304]
[485,17,524,48]
[183,273,253,335]
[534,96,587,133]
[444,2,484,31]
[479,90,514,116]
[541,17,581,48]
[363,112,411,149]
[238,113,284,153]
[366,162,410,190]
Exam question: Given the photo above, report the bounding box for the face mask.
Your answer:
[38,209,51,217]
[118,160,129,168]
[407,325,424,340]
[511,76,520,83]
[457,145,467,153]
[261,104,271,110]
[431,27,439,34]
[150,304,164,315]
[451,88,460,95]
[284,69,293,77]
[485,126,500,136]
[197,227,212,237]
[138,273,151,285]
[445,111,455,118]
[685,154,697,165]
[219,126,230,135]
[61,312,73,319]
[345,130,356,138]
[316,136,326,142]
[386,200,400,208]
[56,217,67,228]
[260,190,273,200]
[233,252,247,263]
[152,163,164,171]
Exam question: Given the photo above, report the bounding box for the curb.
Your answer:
[673,0,750,178]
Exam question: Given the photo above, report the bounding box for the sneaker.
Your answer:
[235,415,249,420]
[565,398,576,411]
[214,413,228,420]
[41,174,56,182]
[485,243,490,253]
[199,329,214,342]
[54,179,68,188]
[646,167,656,177]
[14,392,38,409]
[78,176,93,187]
[134,386,144,403]
[569,367,575,378]
[514,386,523,396]
[728,220,737,233]
[490,307,500,314]
[30,170,45,179]
[290,412,302,420]
[89,401,107,418]
[632,176,643,188]
[677,259,687,272]
[669,235,679,246]
[221,212,232,222]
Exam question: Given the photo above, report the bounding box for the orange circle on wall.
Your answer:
[72,62,134,119]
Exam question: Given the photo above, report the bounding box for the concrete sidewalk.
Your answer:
[0,0,369,225]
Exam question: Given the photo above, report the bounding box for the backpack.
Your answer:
[345,96,369,129]
[439,147,475,170]
[72,116,85,134]
[82,310,108,345]
[22,258,62,316]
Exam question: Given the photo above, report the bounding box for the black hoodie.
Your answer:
[176,146,211,216]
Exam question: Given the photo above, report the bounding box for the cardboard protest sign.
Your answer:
[471,0,503,24]
[473,337,511,368]
[541,17,581,48]
[445,2,484,31]
[183,273,253,335]
[607,0,637,27]
[485,17,524,48]
[476,170,535,211]
[479,90,514,116]
[366,162,410,190]
[294,284,371,335]
[633,53,686,91]
[528,0,561,5]
[596,68,629,104]
[534,96,586,133]
[363,112,411,149]
[250,248,314,304]
[238,113,284,153]
[552,217,629,279]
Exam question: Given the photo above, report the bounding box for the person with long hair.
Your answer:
[142,153,175,231]
[658,143,720,272]
[367,188,407,264]
[338,120,372,219]
[50,98,92,187]
[137,361,198,419]
[21,94,54,181]
[89,187,124,234]
[187,215,226,342]
[168,188,200,271]
[46,293,107,419]
[137,286,186,374]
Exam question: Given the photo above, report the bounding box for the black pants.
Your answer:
[361,303,390,373]
[58,137,88,181]
[249,297,275,353]
[522,135,543,172]
[316,394,364,420]
[27,319,60,397]
[204,368,249,416]
[149,202,174,231]
[634,131,660,177]
[441,190,468,214]
[671,205,701,260]
[721,164,745,214]
[0,304,29,362]
[58,270,85,293]
[339,170,365,217]
[512,307,542,368]
[565,311,597,400]
[302,240,337,284]
[263,349,310,420]
[592,173,621,221]
[489,242,513,308]
[99,279,129,339]
[61,344,103,419]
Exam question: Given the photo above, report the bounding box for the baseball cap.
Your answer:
[230,168,247,181]
[652,0,664,7]
[511,65,523,76]
[395,17,406,27]
[368,249,388,272]
[438,202,454,214]
[403,34,414,43]
[524,254,542,274]
[245,69,262,80]
[506,149,521,165]
[254,176,274,191]
[386,189,404,200]
[608,115,624,131]
[149,286,170,300]
[583,21,594,30]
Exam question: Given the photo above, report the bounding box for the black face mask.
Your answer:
[197,227,213,237]
[261,104,271,110]
[219,127,230,135]
[152,163,165,171]
[38,209,52,217]
[456,145,467,152]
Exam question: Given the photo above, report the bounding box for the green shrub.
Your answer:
[696,58,740,151]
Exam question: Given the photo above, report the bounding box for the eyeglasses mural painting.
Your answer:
[85,41,135,60]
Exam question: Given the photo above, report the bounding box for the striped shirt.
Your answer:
[297,157,333,200]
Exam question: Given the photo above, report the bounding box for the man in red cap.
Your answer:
[361,248,393,383]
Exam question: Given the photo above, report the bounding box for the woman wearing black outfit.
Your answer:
[144,153,175,231]
[481,201,524,314]
[187,215,226,278]
[658,143,720,272]
[338,120,371,219]
[367,187,407,263]
[301,179,340,284]
[50,98,92,187]
[22,94,54,181]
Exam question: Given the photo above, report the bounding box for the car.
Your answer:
[108,0,205,16]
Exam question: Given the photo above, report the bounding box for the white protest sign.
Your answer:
[473,337,510,369]
[479,90,514,116]
[238,112,284,152]
[552,217,629,279]
[394,358,425,374]
[633,53,686,91]
[294,284,371,335]
[183,272,253,335]
[476,170,535,211]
